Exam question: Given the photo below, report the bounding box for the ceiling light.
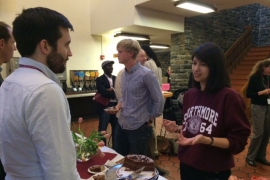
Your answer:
[150,44,170,49]
[114,33,150,41]
[174,0,216,14]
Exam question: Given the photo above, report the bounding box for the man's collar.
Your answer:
[19,57,60,84]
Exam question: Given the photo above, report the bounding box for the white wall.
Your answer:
[0,0,124,86]
[90,0,136,35]
[134,7,184,32]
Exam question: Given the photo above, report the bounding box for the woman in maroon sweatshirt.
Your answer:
[163,42,251,180]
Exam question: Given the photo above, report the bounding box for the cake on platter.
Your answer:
[122,154,155,172]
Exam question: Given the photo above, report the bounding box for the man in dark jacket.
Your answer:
[0,21,16,180]
[95,60,117,148]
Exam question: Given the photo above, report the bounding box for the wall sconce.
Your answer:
[174,0,216,13]
[114,32,150,41]
[150,44,171,49]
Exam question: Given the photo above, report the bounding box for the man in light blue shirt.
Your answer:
[0,7,80,180]
[114,39,164,156]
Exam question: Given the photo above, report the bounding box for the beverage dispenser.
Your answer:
[56,70,67,92]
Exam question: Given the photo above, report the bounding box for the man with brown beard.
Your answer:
[0,8,81,180]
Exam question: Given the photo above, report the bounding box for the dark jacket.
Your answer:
[95,74,116,113]
[96,74,116,99]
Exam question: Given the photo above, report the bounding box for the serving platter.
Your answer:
[105,164,159,180]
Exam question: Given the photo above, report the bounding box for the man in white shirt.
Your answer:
[0,7,80,180]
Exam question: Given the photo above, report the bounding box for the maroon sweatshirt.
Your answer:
[178,87,251,172]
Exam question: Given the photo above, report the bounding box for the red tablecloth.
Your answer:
[77,152,117,179]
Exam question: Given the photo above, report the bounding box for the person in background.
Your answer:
[141,45,162,160]
[163,42,250,180]
[142,44,162,86]
[112,39,164,157]
[0,22,16,86]
[187,71,193,88]
[165,66,171,83]
[0,7,106,180]
[0,21,16,180]
[245,58,270,167]
[95,60,117,148]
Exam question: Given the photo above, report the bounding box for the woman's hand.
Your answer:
[162,119,178,133]
[176,133,205,146]
[259,88,270,95]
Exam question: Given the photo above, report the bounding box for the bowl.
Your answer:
[88,165,108,174]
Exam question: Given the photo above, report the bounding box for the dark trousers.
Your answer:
[97,102,118,148]
[180,162,231,180]
[114,122,152,156]
[0,159,5,180]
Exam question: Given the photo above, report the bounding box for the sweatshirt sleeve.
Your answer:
[224,92,251,154]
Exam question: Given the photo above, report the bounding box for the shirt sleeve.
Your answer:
[25,83,80,180]
[143,71,164,118]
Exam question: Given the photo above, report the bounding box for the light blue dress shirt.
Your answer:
[118,63,164,130]
[0,57,80,180]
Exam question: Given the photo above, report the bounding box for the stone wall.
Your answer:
[170,3,270,91]
[257,5,270,46]
[170,33,192,92]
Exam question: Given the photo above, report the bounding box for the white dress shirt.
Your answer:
[0,57,80,180]
[144,59,162,86]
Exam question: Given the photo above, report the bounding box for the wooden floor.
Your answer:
[71,117,270,180]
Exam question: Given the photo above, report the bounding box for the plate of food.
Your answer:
[116,166,156,180]
[116,154,158,180]
[88,172,106,180]
[88,165,108,174]
[104,107,118,114]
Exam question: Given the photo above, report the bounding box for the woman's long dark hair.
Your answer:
[141,45,161,68]
[192,42,230,92]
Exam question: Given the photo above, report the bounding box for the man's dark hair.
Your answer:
[13,7,74,57]
[192,42,230,92]
[141,44,161,68]
[0,21,11,42]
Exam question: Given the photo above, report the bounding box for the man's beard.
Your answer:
[46,49,66,74]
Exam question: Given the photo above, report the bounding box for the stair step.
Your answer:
[231,85,245,91]
[241,61,258,65]
[244,56,267,60]
[236,65,254,70]
[250,46,270,52]
[247,51,270,56]
[230,75,248,80]
[232,69,251,74]
[231,80,247,86]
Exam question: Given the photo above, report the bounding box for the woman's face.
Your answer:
[192,57,210,89]
[263,65,270,75]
